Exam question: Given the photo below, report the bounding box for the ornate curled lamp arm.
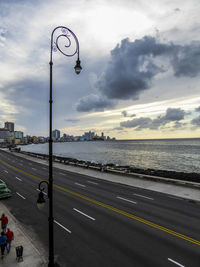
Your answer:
[37,181,49,205]
[38,180,49,193]
[50,26,82,74]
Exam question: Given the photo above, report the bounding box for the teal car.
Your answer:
[0,183,11,199]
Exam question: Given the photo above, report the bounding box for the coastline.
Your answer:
[16,149,200,185]
[1,147,200,202]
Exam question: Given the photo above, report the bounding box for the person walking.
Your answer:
[0,232,7,259]
[5,228,14,253]
[0,214,8,233]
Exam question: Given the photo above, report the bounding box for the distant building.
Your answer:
[101,132,106,141]
[52,129,60,140]
[32,136,38,143]
[83,131,95,141]
[14,131,23,139]
[0,128,10,143]
[5,122,14,132]
[38,136,46,143]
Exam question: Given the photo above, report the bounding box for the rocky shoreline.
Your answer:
[16,149,200,184]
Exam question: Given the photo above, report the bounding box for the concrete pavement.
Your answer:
[0,201,47,267]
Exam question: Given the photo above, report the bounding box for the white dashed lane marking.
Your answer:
[73,208,95,221]
[168,258,185,267]
[133,193,154,200]
[16,192,26,200]
[117,196,137,204]
[75,182,86,188]
[87,181,98,185]
[54,220,71,234]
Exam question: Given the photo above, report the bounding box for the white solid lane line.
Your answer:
[73,208,96,221]
[0,179,5,183]
[54,220,71,233]
[168,258,185,267]
[15,177,22,181]
[117,196,137,204]
[16,192,26,200]
[87,181,98,185]
[75,182,86,187]
[133,193,154,200]
[36,189,47,195]
[4,170,8,173]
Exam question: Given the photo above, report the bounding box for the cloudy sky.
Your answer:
[0,0,200,139]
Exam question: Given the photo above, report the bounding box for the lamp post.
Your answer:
[37,26,82,267]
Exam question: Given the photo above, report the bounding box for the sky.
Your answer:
[0,0,200,139]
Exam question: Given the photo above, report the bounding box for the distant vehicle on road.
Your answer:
[0,183,11,199]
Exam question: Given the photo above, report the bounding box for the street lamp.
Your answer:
[37,26,82,267]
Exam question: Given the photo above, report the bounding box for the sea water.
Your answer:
[19,138,200,173]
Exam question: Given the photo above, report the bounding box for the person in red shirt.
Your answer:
[5,228,14,253]
[0,214,8,233]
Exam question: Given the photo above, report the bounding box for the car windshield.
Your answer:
[0,185,6,190]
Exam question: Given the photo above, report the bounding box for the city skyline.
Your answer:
[0,0,200,139]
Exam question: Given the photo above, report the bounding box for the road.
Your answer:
[0,149,200,266]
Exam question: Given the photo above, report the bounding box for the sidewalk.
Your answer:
[0,201,47,267]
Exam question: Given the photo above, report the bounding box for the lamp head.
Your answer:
[37,191,46,210]
[74,59,82,74]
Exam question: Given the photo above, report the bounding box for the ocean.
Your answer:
[19,138,200,174]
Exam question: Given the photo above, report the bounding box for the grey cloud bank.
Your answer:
[76,94,115,112]
[191,115,200,127]
[77,36,200,112]
[120,108,187,130]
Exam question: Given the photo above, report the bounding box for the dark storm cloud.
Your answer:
[120,108,186,130]
[163,108,185,121]
[99,37,200,100]
[171,42,200,77]
[76,94,115,112]
[120,117,152,130]
[96,36,167,101]
[77,36,200,113]
[191,115,200,127]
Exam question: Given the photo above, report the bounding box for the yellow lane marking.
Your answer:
[1,157,200,246]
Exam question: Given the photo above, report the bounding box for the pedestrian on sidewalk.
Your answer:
[6,228,14,253]
[0,214,8,233]
[0,232,7,259]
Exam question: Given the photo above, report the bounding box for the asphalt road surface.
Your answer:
[0,149,200,267]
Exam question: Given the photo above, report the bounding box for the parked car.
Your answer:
[0,183,11,199]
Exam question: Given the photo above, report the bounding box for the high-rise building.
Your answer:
[14,131,23,139]
[0,128,10,142]
[5,122,14,132]
[52,129,60,140]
